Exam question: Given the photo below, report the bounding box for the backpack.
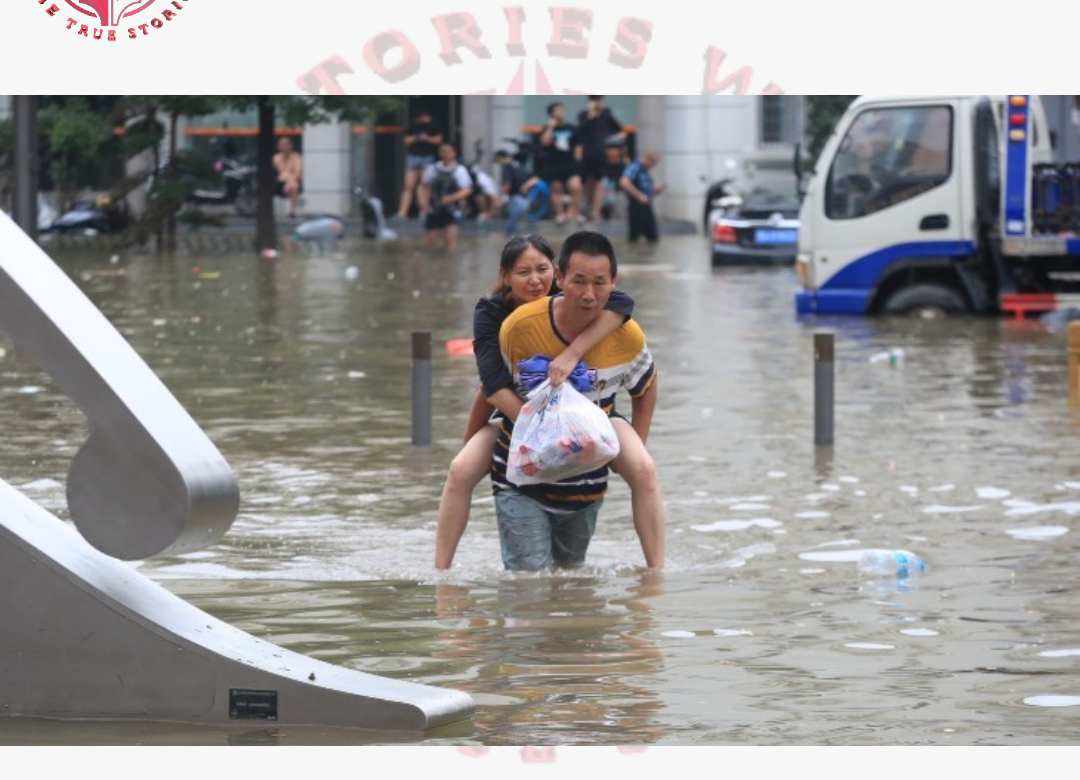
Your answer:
[430,164,462,203]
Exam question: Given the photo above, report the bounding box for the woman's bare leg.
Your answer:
[397,168,419,219]
[610,417,665,568]
[435,423,498,569]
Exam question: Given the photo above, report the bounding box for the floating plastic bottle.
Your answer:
[857,549,927,578]
[869,348,905,366]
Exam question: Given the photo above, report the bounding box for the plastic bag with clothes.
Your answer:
[507,379,620,486]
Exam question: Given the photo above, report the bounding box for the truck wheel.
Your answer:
[883,284,967,318]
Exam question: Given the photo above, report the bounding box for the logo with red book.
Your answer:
[65,0,156,26]
[38,0,189,40]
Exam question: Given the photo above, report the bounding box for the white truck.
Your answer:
[794,95,1080,318]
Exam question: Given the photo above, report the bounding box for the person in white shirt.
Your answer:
[420,142,473,251]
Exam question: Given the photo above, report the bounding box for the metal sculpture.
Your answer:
[0,211,473,730]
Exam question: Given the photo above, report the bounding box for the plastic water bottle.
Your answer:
[858,549,927,578]
[869,348,905,366]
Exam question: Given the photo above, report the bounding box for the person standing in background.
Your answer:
[619,151,665,244]
[577,96,625,223]
[537,102,585,225]
[421,142,472,251]
[396,110,443,220]
[272,137,303,219]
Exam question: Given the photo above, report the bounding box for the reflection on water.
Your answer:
[3,234,1080,744]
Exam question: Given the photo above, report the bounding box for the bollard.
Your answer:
[1070,322,1080,404]
[412,331,432,446]
[814,331,834,446]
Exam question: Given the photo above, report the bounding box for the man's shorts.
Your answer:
[495,489,602,571]
[546,158,581,185]
[425,206,463,231]
[406,154,435,172]
[275,179,302,197]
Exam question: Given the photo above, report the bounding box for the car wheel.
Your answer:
[882,283,967,318]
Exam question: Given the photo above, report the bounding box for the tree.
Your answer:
[36,97,117,212]
[226,96,402,252]
[120,96,223,253]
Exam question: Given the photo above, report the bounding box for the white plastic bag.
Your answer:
[507,380,620,486]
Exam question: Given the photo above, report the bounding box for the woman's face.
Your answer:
[505,246,554,303]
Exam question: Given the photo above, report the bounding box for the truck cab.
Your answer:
[794,95,1077,318]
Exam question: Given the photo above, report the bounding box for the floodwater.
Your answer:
[3,230,1080,746]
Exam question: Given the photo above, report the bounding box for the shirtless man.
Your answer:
[273,137,303,218]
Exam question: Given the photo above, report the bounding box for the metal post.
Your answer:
[12,95,38,240]
[1069,322,1080,404]
[814,331,834,446]
[412,331,432,446]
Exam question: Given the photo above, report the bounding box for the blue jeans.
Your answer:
[505,194,529,236]
[495,490,602,571]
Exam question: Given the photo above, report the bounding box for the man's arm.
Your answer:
[630,374,658,445]
[620,170,649,204]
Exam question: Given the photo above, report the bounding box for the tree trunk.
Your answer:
[165,111,179,255]
[255,97,277,253]
[12,96,39,240]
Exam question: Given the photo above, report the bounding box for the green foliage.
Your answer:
[804,95,856,170]
[37,97,117,205]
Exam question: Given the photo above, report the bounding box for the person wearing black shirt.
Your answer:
[495,148,539,236]
[577,96,626,222]
[537,102,584,224]
[395,110,443,220]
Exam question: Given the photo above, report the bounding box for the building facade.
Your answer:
[174,95,803,229]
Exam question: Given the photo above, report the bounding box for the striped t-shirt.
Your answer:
[492,295,657,512]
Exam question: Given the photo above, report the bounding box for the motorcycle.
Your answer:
[48,193,130,236]
[354,185,397,240]
[181,154,257,218]
[287,186,397,251]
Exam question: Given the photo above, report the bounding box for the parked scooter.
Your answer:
[182,154,257,218]
[354,186,397,240]
[49,193,130,236]
[288,186,397,251]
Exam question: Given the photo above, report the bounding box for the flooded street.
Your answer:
[3,231,1080,745]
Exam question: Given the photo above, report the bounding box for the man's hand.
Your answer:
[547,351,580,386]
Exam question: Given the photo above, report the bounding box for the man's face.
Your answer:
[556,252,615,317]
[439,144,456,163]
[277,138,292,154]
[550,104,565,122]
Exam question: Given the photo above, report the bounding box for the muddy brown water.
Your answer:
[2,232,1080,745]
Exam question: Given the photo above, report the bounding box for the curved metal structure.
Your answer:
[0,211,474,730]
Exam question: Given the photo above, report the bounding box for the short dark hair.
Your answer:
[547,102,563,117]
[557,230,617,278]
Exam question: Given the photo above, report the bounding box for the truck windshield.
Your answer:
[826,105,953,220]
